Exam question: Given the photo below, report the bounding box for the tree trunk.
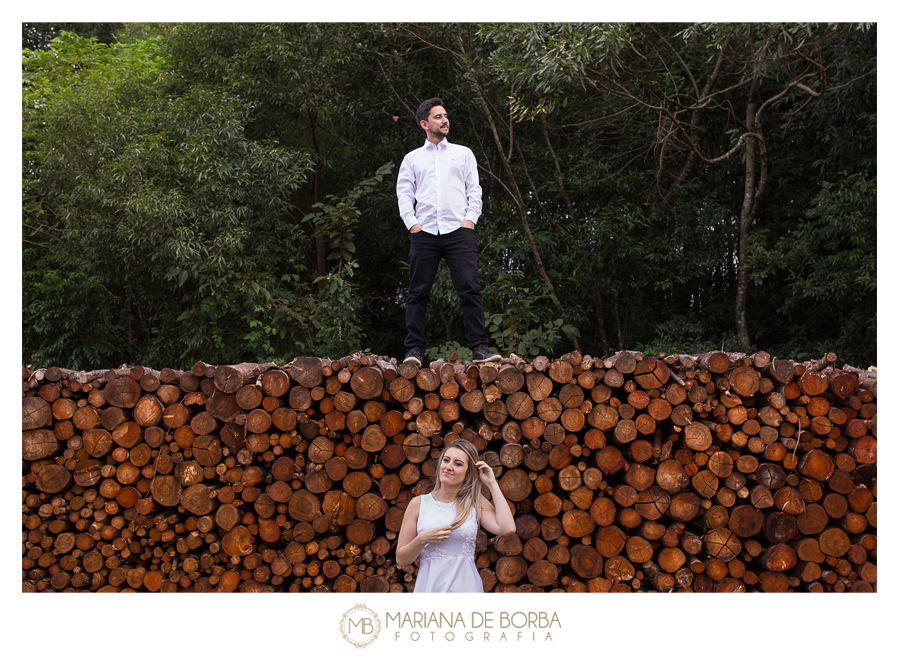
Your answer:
[736,77,762,349]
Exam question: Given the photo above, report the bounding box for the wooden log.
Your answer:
[595,446,625,475]
[669,492,702,522]
[595,525,627,558]
[707,452,733,479]
[235,384,263,411]
[288,489,321,523]
[351,367,384,400]
[415,367,441,392]
[703,527,741,562]
[18,354,878,592]
[658,547,686,573]
[633,357,670,389]
[635,485,670,521]
[655,459,689,494]
[260,369,291,398]
[562,509,595,538]
[500,469,533,502]
[496,365,525,394]
[697,352,730,374]
[35,463,71,493]
[495,556,528,584]
[322,490,356,527]
[548,359,573,384]
[150,475,182,507]
[526,371,554,401]
[214,363,267,394]
[207,389,240,422]
[684,422,713,451]
[23,429,58,461]
[569,544,604,579]
[505,391,534,421]
[181,483,216,516]
[765,511,798,544]
[343,471,372,497]
[23,396,53,430]
[526,560,558,587]
[287,357,323,388]
[729,366,761,397]
[819,527,851,557]
[760,544,797,572]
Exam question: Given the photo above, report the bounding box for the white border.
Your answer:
[6,6,891,658]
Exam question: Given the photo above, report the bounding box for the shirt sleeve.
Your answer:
[463,148,482,225]
[396,153,418,230]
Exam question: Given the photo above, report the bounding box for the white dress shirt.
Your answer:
[397,138,482,234]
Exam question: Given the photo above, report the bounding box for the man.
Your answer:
[397,97,501,366]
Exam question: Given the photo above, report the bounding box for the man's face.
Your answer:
[421,105,449,140]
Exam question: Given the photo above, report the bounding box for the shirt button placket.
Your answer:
[434,146,443,234]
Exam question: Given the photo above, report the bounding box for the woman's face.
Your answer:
[439,447,469,488]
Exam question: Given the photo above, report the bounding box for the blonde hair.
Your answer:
[431,438,483,530]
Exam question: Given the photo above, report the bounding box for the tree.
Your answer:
[475,22,875,352]
[23,32,315,367]
[22,22,124,50]
[22,23,877,369]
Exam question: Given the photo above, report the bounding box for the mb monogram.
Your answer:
[340,604,382,648]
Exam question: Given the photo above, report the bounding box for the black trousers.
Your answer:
[404,228,488,351]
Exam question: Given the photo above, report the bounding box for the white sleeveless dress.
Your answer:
[414,493,483,593]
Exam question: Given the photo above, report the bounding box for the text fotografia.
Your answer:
[387,611,560,642]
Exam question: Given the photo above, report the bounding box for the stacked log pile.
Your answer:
[22,350,876,593]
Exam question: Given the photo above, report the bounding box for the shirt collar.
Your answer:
[424,138,450,151]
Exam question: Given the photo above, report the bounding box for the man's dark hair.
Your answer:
[416,97,444,129]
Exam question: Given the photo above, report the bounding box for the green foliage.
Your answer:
[22,250,124,370]
[483,272,579,358]
[301,163,396,357]
[635,315,746,357]
[22,23,877,370]
[23,32,315,367]
[424,342,470,363]
[304,163,395,272]
[23,22,124,50]
[479,23,633,104]
[749,170,876,366]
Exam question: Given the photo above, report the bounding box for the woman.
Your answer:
[396,438,517,592]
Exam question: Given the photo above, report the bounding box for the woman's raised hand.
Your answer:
[418,524,452,544]
[475,460,497,487]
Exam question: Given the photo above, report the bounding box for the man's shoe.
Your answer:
[472,345,502,363]
[403,348,424,367]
